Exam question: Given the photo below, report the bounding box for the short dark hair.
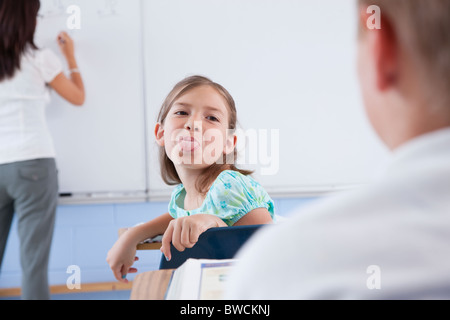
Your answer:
[358,0,450,109]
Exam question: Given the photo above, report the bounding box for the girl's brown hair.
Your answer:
[0,0,41,82]
[156,75,253,195]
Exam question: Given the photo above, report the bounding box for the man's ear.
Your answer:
[154,123,165,146]
[373,15,399,91]
[223,133,237,155]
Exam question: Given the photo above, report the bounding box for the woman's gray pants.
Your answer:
[0,158,58,300]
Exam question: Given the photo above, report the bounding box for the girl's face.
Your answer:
[155,85,236,170]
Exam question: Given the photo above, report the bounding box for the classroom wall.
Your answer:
[0,197,317,289]
[36,0,390,200]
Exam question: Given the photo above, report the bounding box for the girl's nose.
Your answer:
[185,118,201,131]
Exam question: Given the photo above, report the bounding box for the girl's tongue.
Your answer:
[179,136,200,152]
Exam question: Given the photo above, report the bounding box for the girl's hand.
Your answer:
[57,31,75,60]
[160,214,227,261]
[106,236,139,283]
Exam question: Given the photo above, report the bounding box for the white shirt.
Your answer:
[0,48,62,165]
[226,128,450,299]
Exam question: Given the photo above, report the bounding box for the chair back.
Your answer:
[159,224,265,269]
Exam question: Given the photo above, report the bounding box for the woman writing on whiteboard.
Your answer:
[0,0,85,299]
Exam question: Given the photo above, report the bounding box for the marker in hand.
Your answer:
[56,32,75,60]
[58,35,66,45]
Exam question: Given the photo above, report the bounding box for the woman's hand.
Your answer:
[160,214,227,261]
[106,236,139,283]
[57,31,75,60]
[50,31,86,106]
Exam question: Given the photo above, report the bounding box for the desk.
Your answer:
[130,269,174,300]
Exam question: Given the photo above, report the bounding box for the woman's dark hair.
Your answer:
[0,0,41,82]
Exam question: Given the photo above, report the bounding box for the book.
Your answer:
[165,258,236,300]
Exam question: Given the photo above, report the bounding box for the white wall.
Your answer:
[37,0,390,202]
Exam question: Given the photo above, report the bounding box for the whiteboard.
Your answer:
[143,0,390,199]
[31,0,391,202]
[35,0,147,197]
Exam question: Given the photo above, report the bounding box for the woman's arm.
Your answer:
[49,32,85,106]
[106,212,173,283]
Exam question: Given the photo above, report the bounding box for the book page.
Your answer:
[165,259,236,300]
[165,259,201,300]
[199,261,235,300]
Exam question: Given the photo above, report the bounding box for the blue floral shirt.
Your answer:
[168,170,275,226]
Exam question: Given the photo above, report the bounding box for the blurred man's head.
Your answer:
[357,0,450,150]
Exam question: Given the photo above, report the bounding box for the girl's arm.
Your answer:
[106,212,173,283]
[160,214,227,261]
[160,208,272,261]
[49,32,85,106]
[123,212,174,244]
[233,208,273,226]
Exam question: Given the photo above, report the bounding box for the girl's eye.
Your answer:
[206,116,219,122]
[175,111,188,116]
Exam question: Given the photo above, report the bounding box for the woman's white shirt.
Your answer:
[0,48,62,165]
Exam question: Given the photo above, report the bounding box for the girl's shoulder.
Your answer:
[210,169,267,200]
[214,170,261,189]
[207,169,275,225]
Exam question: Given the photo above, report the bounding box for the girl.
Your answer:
[107,75,274,282]
[0,0,85,299]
